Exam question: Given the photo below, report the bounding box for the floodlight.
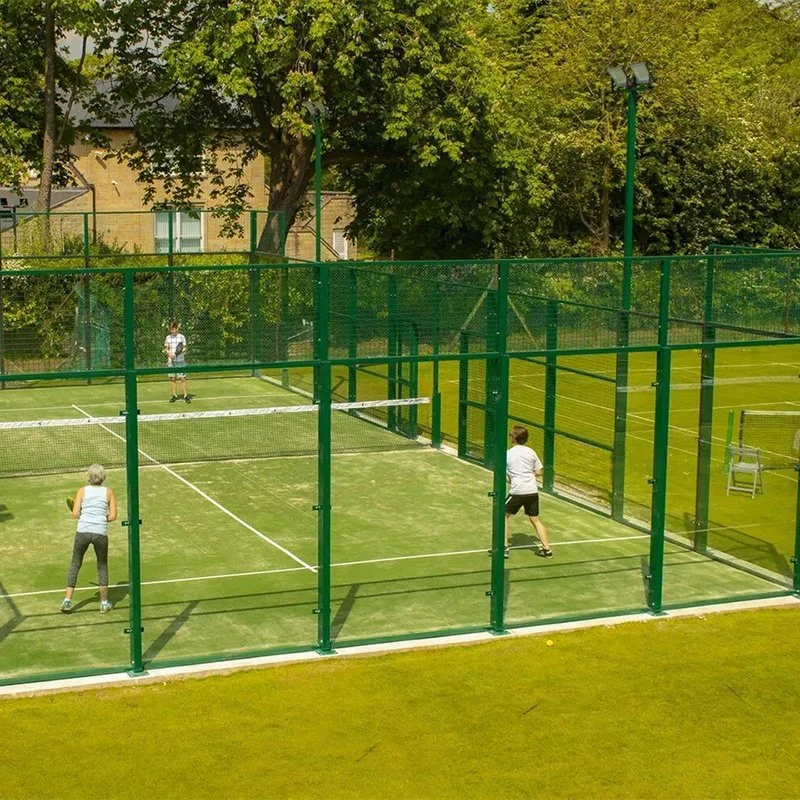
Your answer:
[607,66,629,92]
[630,62,653,88]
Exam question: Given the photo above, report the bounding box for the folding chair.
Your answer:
[726,445,764,498]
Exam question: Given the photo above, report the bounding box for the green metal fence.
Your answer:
[0,252,799,686]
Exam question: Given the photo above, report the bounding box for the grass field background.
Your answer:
[2,606,800,799]
[1,358,793,685]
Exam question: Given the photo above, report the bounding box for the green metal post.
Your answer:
[543,300,558,492]
[0,266,5,390]
[348,267,357,403]
[315,259,333,653]
[458,331,468,459]
[484,273,499,470]
[723,410,735,474]
[249,267,260,368]
[314,113,322,264]
[647,259,671,614]
[249,210,258,260]
[83,214,92,381]
[123,270,144,673]
[387,274,398,431]
[280,265,290,388]
[489,260,509,634]
[794,465,800,593]
[432,281,442,448]
[611,86,639,521]
[694,254,716,552]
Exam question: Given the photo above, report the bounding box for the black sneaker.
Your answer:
[169,395,178,403]
[184,395,191,404]
[538,547,554,559]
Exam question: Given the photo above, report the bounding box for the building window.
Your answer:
[332,229,349,260]
[154,210,203,253]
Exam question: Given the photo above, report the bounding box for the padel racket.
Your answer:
[65,497,75,512]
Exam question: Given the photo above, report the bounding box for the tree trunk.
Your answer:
[37,0,57,251]
[259,133,315,254]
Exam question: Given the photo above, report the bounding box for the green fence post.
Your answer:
[544,299,558,492]
[280,265,290,388]
[315,259,333,654]
[0,264,5,390]
[82,215,92,382]
[694,254,716,552]
[647,258,671,614]
[489,260,509,634]
[249,266,260,371]
[249,210,258,260]
[387,274,398,431]
[484,270,499,470]
[723,410,735,474]
[612,265,631,521]
[348,266,357,403]
[432,281,442,448]
[458,331,469,459]
[794,466,800,593]
[123,270,144,673]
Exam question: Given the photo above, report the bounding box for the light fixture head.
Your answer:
[630,62,653,88]
[607,65,630,92]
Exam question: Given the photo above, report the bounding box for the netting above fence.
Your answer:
[1,254,799,379]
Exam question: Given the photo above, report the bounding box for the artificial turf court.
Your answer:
[0,365,794,685]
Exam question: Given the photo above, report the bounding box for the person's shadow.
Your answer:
[0,505,13,523]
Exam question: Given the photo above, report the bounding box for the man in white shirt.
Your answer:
[164,320,190,403]
[506,425,552,559]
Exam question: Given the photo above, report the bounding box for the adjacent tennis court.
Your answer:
[0,372,786,683]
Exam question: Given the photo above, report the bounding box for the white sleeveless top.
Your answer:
[77,485,109,536]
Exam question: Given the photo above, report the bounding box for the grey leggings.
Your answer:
[67,531,109,588]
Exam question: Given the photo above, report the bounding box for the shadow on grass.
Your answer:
[0,504,12,523]
[331,583,360,642]
[0,580,23,644]
[679,511,792,577]
[144,600,199,661]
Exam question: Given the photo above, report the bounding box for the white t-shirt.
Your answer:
[164,332,187,360]
[506,445,543,495]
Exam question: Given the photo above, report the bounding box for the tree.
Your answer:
[96,0,490,232]
[345,0,800,258]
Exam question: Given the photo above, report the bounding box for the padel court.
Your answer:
[0,375,787,683]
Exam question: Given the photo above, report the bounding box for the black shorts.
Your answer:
[505,493,540,517]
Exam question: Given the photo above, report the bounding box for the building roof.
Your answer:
[0,187,90,232]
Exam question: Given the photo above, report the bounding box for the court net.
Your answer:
[739,410,800,469]
[0,397,429,478]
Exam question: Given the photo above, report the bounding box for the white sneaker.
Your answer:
[100,600,112,614]
[60,598,72,614]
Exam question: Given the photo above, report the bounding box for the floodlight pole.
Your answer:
[314,110,322,263]
[609,64,652,521]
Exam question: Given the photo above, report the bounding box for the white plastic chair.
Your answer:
[726,445,764,498]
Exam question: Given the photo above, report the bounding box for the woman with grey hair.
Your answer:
[60,464,118,614]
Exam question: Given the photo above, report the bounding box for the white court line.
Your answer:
[71,405,316,573]
[6,534,650,600]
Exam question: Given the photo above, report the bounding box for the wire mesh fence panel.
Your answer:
[329,391,493,644]
[0,270,127,376]
[0,380,130,683]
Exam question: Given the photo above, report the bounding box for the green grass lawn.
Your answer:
[2,605,800,799]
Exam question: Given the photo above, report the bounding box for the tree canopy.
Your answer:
[3,0,800,257]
